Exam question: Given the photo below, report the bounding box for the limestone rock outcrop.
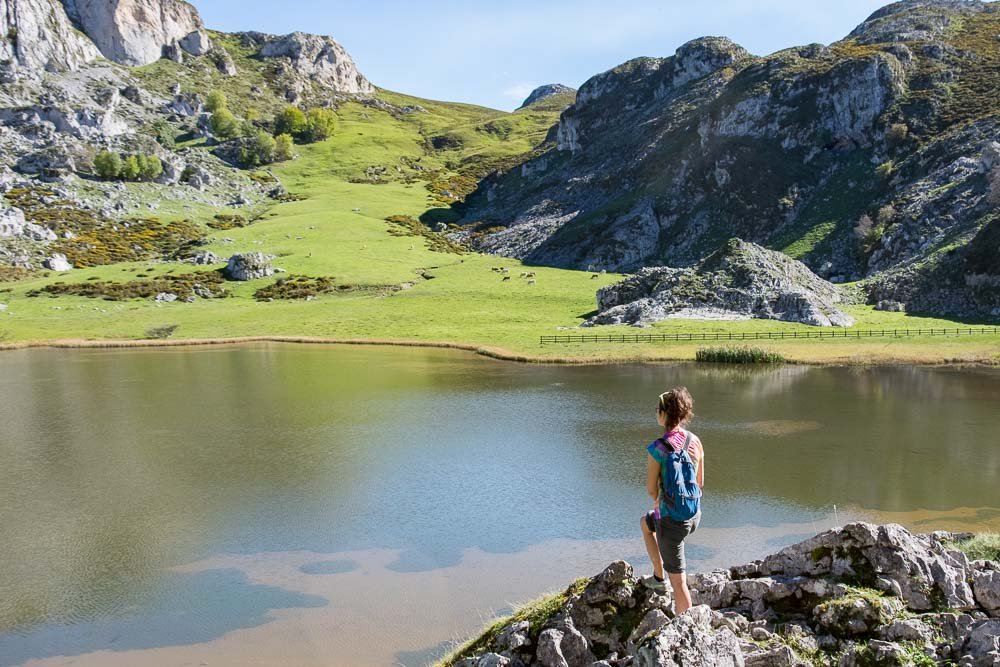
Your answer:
[587,239,854,327]
[449,523,1000,667]
[224,252,274,281]
[0,205,56,240]
[64,0,211,66]
[0,0,100,71]
[256,31,373,94]
[519,84,575,109]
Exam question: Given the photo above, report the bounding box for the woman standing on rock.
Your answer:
[640,386,704,614]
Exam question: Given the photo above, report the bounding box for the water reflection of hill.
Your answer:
[0,346,997,653]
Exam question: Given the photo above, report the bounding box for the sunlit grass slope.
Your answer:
[1,93,997,364]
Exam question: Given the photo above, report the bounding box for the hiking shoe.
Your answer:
[640,575,666,592]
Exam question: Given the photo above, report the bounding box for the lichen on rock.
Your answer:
[442,523,1000,667]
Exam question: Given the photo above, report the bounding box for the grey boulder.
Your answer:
[224,253,274,281]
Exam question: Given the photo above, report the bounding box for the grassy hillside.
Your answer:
[1,89,998,364]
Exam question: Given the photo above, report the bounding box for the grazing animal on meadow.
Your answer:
[526,272,535,278]
[600,269,607,274]
[528,279,536,285]
[502,276,511,281]
[591,274,599,279]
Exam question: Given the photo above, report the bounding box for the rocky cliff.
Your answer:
[1,0,372,82]
[445,523,1000,667]
[0,0,100,72]
[459,0,1000,320]
[64,0,211,66]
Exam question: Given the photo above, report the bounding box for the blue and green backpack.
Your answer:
[656,432,701,521]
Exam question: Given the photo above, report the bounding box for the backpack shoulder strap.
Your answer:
[681,431,692,454]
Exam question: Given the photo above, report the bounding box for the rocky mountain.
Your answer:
[458,1,1000,320]
[0,0,376,270]
[519,84,575,109]
[445,522,1000,667]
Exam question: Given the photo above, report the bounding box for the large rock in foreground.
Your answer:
[586,239,854,327]
[446,523,999,667]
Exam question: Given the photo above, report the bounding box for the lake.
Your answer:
[1,344,998,666]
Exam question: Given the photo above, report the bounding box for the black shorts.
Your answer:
[644,510,701,573]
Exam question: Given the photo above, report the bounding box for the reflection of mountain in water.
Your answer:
[0,347,997,653]
[0,568,326,664]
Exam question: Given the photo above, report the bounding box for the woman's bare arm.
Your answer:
[697,439,705,488]
[646,453,660,502]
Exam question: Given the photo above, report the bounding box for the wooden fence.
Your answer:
[539,327,1000,345]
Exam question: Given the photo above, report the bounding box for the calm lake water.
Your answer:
[1,345,998,666]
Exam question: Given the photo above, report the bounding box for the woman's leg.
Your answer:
[640,512,664,578]
[656,515,699,614]
[669,572,692,614]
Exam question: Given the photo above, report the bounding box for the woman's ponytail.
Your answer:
[658,386,694,432]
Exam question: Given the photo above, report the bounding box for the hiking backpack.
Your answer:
[658,432,701,521]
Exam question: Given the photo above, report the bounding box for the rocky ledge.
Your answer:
[585,239,854,328]
[445,523,999,667]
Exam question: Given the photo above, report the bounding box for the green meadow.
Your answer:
[1,95,998,365]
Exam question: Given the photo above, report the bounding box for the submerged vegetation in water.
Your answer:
[695,346,786,364]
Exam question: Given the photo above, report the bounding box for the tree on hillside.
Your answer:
[210,108,240,140]
[274,105,307,137]
[94,150,122,179]
[303,108,336,143]
[877,205,896,226]
[240,130,277,167]
[854,214,874,241]
[136,154,163,181]
[120,154,141,180]
[274,133,295,162]
[205,90,227,114]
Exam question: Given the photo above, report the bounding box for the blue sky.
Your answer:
[195,0,897,111]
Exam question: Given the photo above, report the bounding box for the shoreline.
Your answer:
[1,334,997,366]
